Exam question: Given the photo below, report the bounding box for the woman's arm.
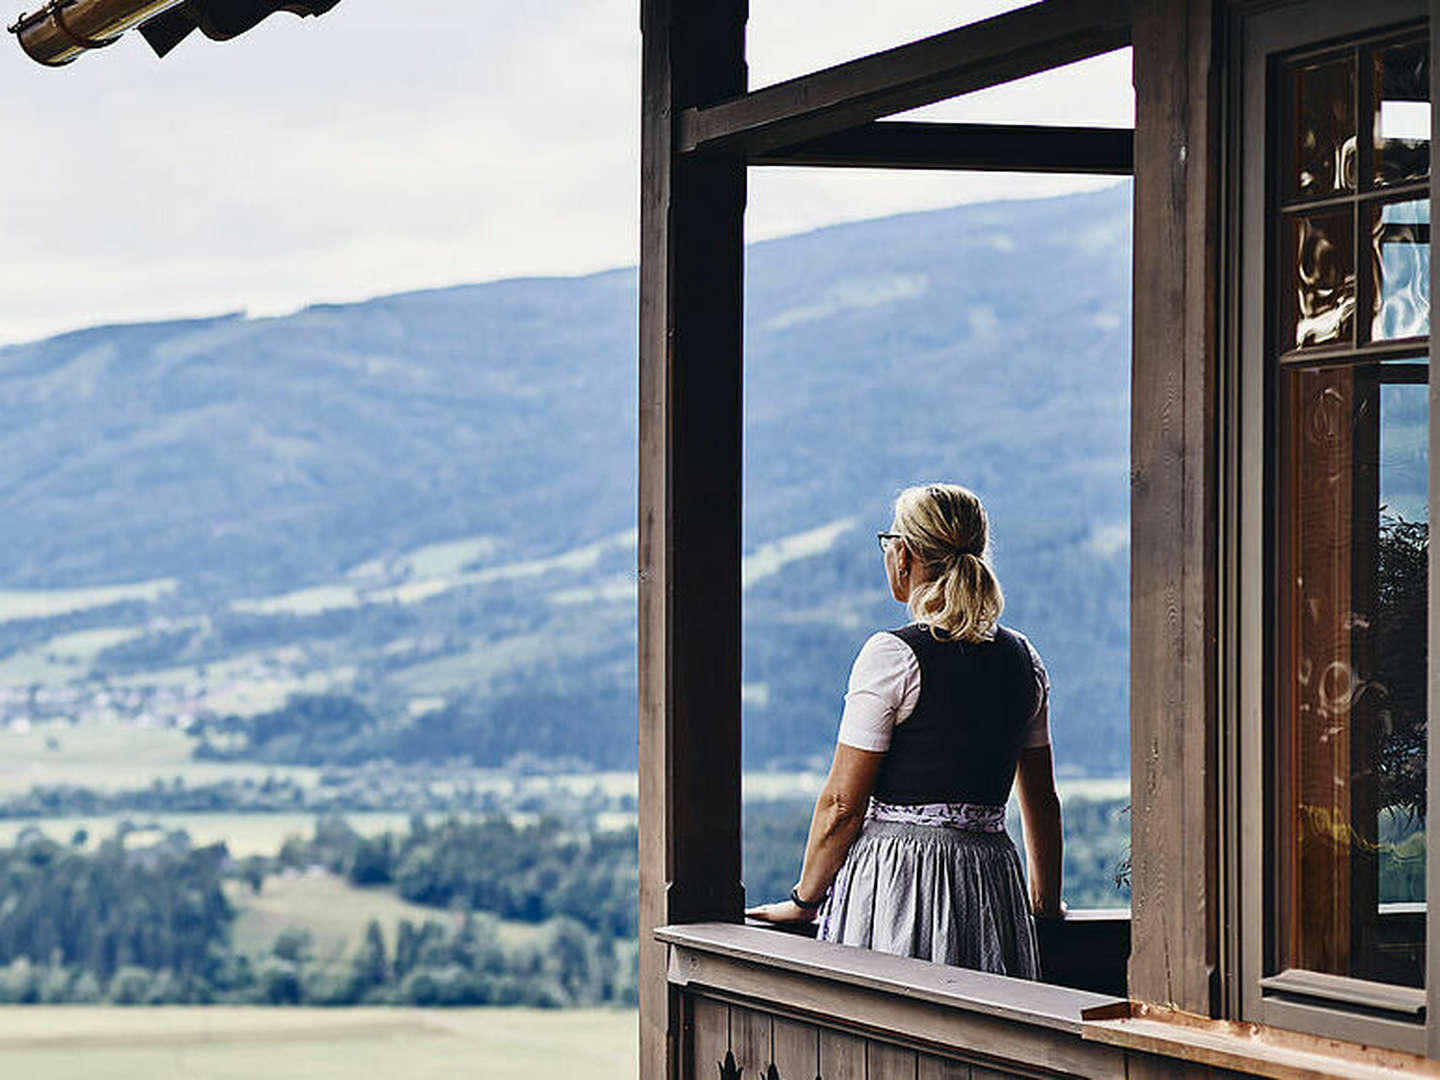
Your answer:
[747,742,885,922]
[1015,744,1064,917]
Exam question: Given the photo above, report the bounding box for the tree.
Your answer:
[271,928,312,964]
[1373,515,1427,821]
[353,919,388,991]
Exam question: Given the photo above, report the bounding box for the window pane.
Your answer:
[1293,56,1357,198]
[1372,38,1430,189]
[1288,210,1356,349]
[1281,359,1427,988]
[1369,198,1430,342]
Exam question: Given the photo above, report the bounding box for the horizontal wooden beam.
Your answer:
[749,121,1133,174]
[678,0,1131,157]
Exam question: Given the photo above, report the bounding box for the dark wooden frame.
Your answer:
[749,122,1133,174]
[676,0,1131,157]
[639,1,1234,1077]
[638,3,748,1078]
[1127,0,1223,1028]
[1233,0,1435,1057]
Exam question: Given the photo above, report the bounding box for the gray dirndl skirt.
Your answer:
[815,802,1040,979]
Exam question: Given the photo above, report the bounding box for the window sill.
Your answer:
[1081,1001,1440,1080]
[1258,968,1425,1017]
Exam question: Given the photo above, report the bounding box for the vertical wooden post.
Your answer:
[1128,0,1221,1022]
[638,1,747,1078]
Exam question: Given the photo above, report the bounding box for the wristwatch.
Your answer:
[789,885,824,910]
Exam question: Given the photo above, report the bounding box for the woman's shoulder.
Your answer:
[997,625,1049,682]
[858,626,921,659]
[850,629,923,683]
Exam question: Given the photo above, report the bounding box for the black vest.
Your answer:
[871,624,1039,807]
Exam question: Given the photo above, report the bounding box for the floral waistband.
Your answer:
[868,799,1006,833]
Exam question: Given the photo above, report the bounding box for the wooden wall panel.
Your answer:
[773,1017,819,1079]
[866,1042,917,1080]
[917,1054,971,1079]
[691,996,730,1080]
[1128,0,1222,1015]
[732,1006,773,1076]
[675,992,1315,1079]
[819,1029,867,1080]
[968,1067,1024,1080]
[637,0,748,1077]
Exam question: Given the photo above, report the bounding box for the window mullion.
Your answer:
[1425,1,1440,1059]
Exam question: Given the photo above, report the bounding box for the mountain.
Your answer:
[0,183,1133,775]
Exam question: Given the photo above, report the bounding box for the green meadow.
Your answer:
[225,872,547,959]
[0,1006,637,1078]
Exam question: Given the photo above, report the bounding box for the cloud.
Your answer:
[0,1,1132,344]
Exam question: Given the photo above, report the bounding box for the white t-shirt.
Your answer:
[835,628,1051,754]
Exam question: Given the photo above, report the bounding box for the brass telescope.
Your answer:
[8,0,341,66]
[8,0,185,65]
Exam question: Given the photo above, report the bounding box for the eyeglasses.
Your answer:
[876,532,904,551]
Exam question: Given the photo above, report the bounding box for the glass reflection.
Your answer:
[1294,57,1356,197]
[1374,378,1427,923]
[1290,210,1356,348]
[1370,199,1430,341]
[1373,39,1430,188]
[1283,360,1427,987]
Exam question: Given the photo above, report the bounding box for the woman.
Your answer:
[747,483,1063,978]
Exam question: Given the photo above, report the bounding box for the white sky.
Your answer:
[0,1,1133,344]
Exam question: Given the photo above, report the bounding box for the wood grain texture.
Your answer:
[659,923,1120,1033]
[866,1042,917,1080]
[1128,0,1221,1015]
[638,1,748,1078]
[677,0,1131,155]
[691,996,730,1080]
[669,954,1126,1079]
[917,1054,971,1079]
[819,1029,867,1080]
[1089,1012,1440,1080]
[967,1067,1023,1080]
[773,1016,818,1080]
[732,1006,773,1076]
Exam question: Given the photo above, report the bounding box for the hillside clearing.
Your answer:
[227,872,547,958]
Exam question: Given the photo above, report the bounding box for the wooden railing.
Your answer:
[660,920,1129,1079]
[739,906,1131,998]
[657,914,1423,1079]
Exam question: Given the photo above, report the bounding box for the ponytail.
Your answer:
[892,485,1003,643]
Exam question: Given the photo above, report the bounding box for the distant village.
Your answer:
[0,649,315,736]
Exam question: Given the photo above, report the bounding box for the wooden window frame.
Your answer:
[1232,0,1437,1056]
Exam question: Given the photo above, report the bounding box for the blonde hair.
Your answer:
[892,483,1003,643]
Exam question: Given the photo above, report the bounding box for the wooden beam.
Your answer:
[638,1,747,1079]
[677,0,1131,157]
[749,121,1133,174]
[1127,0,1221,1033]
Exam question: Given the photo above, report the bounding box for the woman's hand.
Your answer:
[745,899,815,924]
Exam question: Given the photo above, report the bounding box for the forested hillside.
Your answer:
[0,185,1133,774]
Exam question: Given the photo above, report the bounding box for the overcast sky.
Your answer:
[0,1,1132,344]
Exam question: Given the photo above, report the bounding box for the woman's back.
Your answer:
[872,624,1040,808]
[746,483,1063,978]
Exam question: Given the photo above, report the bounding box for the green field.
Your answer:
[0,723,320,796]
[0,1006,637,1078]
[226,872,546,958]
[0,718,1130,805]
